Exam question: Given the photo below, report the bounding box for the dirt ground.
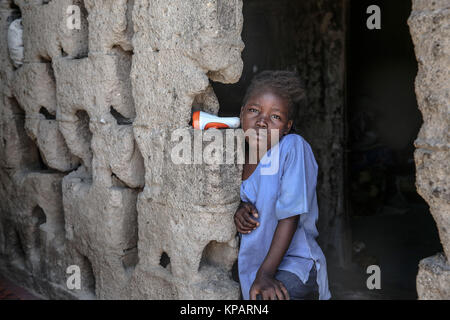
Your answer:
[329,202,442,300]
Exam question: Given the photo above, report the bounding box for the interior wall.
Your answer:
[348,0,423,217]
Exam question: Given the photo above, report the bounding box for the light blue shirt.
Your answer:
[238,134,331,300]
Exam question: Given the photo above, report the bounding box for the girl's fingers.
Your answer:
[234,215,243,232]
[274,286,285,300]
[249,288,259,300]
[243,203,259,218]
[278,282,290,300]
[243,214,259,227]
[235,212,255,229]
[271,291,278,300]
[239,213,256,228]
[261,291,269,301]
[239,207,258,226]
[235,219,245,233]
[236,217,253,233]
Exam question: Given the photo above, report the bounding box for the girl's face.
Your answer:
[240,89,293,155]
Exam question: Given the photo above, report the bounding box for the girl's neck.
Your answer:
[242,143,266,181]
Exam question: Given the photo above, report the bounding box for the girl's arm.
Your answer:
[249,215,300,300]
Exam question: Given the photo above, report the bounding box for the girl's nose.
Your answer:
[255,115,268,128]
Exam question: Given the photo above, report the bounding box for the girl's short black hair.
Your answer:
[242,70,306,133]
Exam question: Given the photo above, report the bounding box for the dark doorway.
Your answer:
[342,0,443,299]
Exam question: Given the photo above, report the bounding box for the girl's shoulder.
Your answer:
[280,133,309,151]
[279,133,318,168]
[281,133,305,144]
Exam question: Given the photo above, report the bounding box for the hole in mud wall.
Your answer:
[5,3,20,75]
[111,172,128,188]
[6,3,22,70]
[231,259,239,283]
[39,106,56,120]
[80,255,96,297]
[11,229,27,269]
[159,252,171,269]
[31,206,46,250]
[75,0,88,26]
[32,206,46,227]
[38,55,52,63]
[0,220,5,254]
[199,241,217,270]
[60,48,68,57]
[74,109,93,165]
[73,53,88,60]
[67,0,89,59]
[189,86,221,127]
[75,110,90,131]
[111,45,133,57]
[198,240,236,273]
[192,91,211,114]
[37,149,50,171]
[110,106,133,125]
[7,96,24,116]
[121,246,138,274]
[44,60,56,84]
[7,2,21,23]
[7,96,45,171]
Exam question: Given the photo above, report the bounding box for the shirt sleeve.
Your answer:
[275,136,318,220]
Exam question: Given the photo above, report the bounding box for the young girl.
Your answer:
[234,71,331,300]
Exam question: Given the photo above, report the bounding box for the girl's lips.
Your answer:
[255,131,268,140]
[244,129,268,142]
[249,133,265,141]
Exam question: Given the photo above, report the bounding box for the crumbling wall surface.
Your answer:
[408,0,450,300]
[129,0,244,299]
[0,0,95,299]
[0,0,244,299]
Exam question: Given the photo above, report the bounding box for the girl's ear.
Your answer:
[285,119,293,135]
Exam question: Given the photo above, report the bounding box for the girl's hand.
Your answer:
[234,201,259,234]
[249,272,290,300]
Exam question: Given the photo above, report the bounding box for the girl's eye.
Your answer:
[271,115,281,120]
[249,108,258,113]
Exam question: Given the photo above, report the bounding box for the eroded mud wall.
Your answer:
[0,0,244,299]
[408,0,450,299]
